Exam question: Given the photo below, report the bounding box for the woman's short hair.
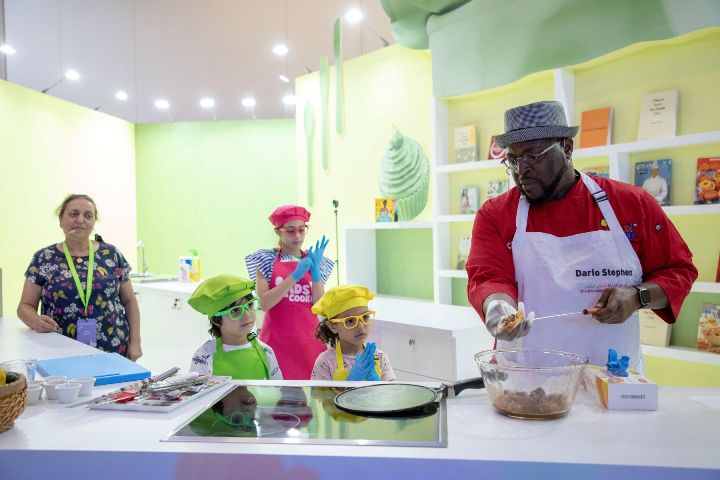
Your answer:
[56,194,99,221]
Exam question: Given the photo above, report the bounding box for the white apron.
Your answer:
[498,173,644,370]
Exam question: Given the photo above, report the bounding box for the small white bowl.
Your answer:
[42,375,68,383]
[71,377,96,397]
[43,379,69,400]
[55,383,82,404]
[26,385,43,405]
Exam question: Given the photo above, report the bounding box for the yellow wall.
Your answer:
[294,45,433,284]
[0,80,137,311]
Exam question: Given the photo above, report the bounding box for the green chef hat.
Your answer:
[188,274,256,316]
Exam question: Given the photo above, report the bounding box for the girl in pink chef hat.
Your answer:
[245,205,334,379]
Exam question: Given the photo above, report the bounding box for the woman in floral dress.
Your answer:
[17,194,142,360]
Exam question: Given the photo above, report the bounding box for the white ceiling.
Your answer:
[3,0,394,123]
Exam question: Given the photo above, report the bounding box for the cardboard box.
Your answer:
[582,365,658,410]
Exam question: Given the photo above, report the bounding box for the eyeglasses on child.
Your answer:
[328,311,375,329]
[276,225,310,235]
[214,297,260,320]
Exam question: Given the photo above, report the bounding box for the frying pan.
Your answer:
[334,378,485,416]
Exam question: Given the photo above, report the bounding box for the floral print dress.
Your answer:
[25,242,133,355]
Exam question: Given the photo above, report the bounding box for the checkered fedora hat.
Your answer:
[493,101,578,148]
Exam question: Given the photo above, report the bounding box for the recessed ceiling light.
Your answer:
[0,44,16,55]
[65,69,80,81]
[155,99,170,109]
[241,97,256,108]
[282,94,296,106]
[115,90,128,101]
[272,43,289,56]
[278,75,290,83]
[344,8,363,24]
[200,97,215,109]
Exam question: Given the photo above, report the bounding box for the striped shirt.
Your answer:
[245,249,334,284]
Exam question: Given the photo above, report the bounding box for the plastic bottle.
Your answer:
[178,256,191,282]
[189,249,202,282]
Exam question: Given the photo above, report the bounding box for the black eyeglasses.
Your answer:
[502,141,560,172]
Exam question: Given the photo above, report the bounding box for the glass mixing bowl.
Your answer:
[474,349,588,420]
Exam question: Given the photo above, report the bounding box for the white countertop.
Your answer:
[1,316,719,480]
[131,279,200,295]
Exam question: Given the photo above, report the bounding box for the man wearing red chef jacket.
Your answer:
[466,101,698,370]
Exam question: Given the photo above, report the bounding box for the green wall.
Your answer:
[377,230,433,300]
[134,120,296,279]
[0,80,137,311]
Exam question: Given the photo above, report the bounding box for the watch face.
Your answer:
[638,287,651,306]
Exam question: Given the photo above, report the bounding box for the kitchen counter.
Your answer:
[1,316,718,480]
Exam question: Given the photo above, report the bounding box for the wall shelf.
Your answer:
[345,221,433,230]
[573,130,720,159]
[664,204,720,216]
[435,159,504,173]
[436,214,475,223]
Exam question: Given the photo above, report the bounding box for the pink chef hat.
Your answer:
[268,205,311,227]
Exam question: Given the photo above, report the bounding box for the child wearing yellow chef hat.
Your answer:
[188,274,282,380]
[311,285,396,381]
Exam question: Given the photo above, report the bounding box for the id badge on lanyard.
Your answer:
[63,242,97,347]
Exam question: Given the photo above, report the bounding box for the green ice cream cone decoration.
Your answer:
[379,130,429,221]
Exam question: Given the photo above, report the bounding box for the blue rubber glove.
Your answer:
[346,343,376,381]
[306,235,329,282]
[290,256,313,282]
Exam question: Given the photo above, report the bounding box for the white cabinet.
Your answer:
[368,296,493,382]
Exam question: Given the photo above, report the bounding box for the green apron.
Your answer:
[212,332,270,380]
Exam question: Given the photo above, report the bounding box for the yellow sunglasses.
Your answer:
[329,311,375,329]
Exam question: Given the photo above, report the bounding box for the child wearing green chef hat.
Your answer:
[188,274,282,380]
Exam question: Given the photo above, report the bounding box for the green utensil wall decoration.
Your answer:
[303,102,316,207]
[334,18,345,135]
[319,57,330,171]
[379,129,430,221]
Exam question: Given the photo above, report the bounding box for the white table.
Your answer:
[1,316,718,480]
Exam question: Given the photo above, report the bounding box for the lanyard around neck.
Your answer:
[63,241,94,315]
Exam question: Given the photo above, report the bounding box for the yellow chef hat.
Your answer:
[311,285,375,319]
[188,274,256,316]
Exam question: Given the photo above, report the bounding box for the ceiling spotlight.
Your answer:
[155,99,170,109]
[282,94,296,106]
[344,8,363,24]
[241,97,256,108]
[0,44,16,55]
[272,43,289,56]
[115,90,128,101]
[278,74,290,83]
[200,97,215,109]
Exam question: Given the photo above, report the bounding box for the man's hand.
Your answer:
[585,287,638,324]
[485,300,534,341]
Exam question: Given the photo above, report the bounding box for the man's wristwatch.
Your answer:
[634,285,651,308]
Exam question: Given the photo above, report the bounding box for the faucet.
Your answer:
[137,240,148,275]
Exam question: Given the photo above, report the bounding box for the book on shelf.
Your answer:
[694,156,720,205]
[487,135,506,160]
[374,197,397,222]
[637,89,679,140]
[581,166,610,178]
[634,159,671,206]
[456,234,471,270]
[696,303,720,354]
[454,125,478,163]
[485,178,510,203]
[580,107,613,148]
[639,309,671,347]
[459,186,479,214]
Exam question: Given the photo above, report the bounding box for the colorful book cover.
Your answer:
[694,157,720,205]
[487,136,506,160]
[454,125,478,163]
[374,198,397,222]
[637,90,679,140]
[456,235,471,270]
[634,159,671,206]
[581,166,610,178]
[460,186,479,214]
[580,107,613,148]
[696,303,720,354]
[485,179,510,203]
